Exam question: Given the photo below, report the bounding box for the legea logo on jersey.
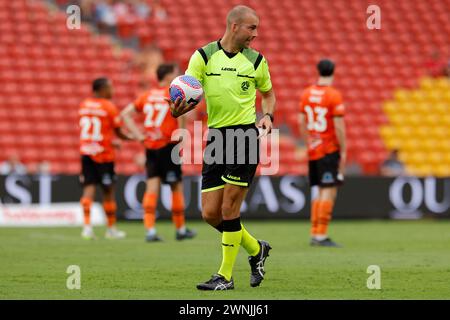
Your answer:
[170,121,279,175]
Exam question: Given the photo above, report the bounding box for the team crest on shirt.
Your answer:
[241,81,250,91]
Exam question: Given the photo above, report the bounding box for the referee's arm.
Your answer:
[261,88,276,117]
[257,88,276,137]
[333,115,346,175]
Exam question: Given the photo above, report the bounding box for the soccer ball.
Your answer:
[169,75,203,106]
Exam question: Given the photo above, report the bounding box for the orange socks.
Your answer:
[143,192,186,231]
[310,199,320,236]
[311,199,334,238]
[103,201,117,228]
[80,197,92,226]
[171,191,185,230]
[316,200,334,237]
[143,193,157,230]
[82,198,117,228]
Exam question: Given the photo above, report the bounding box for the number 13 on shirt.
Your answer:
[304,105,328,133]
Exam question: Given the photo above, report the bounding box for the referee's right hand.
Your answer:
[257,113,273,139]
[166,97,196,118]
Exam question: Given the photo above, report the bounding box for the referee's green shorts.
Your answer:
[201,123,260,193]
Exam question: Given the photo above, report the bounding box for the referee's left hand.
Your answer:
[257,115,273,139]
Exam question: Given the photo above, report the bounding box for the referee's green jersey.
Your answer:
[186,40,272,128]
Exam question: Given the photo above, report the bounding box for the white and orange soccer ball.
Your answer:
[169,75,203,106]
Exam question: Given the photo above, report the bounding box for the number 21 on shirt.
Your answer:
[80,116,103,141]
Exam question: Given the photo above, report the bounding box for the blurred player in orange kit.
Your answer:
[121,63,196,242]
[79,77,134,240]
[299,59,346,247]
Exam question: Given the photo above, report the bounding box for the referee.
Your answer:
[170,5,276,290]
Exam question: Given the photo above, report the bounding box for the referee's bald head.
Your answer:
[226,5,258,28]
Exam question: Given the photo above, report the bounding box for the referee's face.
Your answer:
[235,13,259,49]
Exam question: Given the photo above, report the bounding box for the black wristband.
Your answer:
[264,113,274,122]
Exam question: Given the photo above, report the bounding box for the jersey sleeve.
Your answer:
[133,94,146,113]
[255,56,272,93]
[108,103,122,128]
[331,90,345,116]
[185,50,205,85]
[299,90,309,113]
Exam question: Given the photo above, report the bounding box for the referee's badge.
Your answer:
[241,81,250,91]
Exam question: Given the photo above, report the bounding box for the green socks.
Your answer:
[214,221,260,257]
[218,218,242,281]
[240,223,260,256]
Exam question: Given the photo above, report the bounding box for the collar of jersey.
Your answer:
[217,39,243,59]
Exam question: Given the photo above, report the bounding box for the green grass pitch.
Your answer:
[1,220,449,299]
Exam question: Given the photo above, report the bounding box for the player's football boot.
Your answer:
[145,233,163,242]
[81,226,96,240]
[248,240,272,287]
[310,237,341,247]
[105,228,126,239]
[176,228,197,241]
[196,274,234,291]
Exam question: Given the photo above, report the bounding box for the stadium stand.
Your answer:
[381,77,450,177]
[146,0,449,175]
[0,0,449,176]
[0,0,144,174]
